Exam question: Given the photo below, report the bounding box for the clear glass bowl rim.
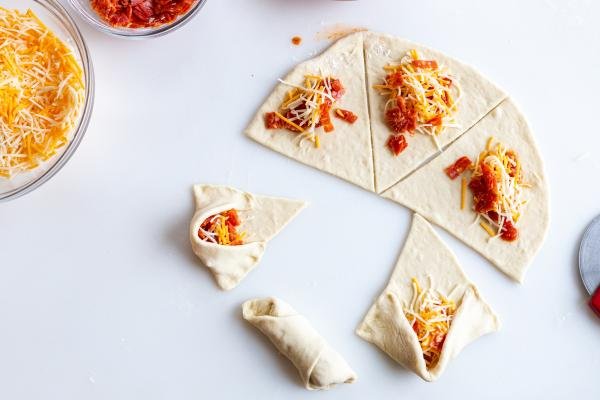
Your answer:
[0,0,95,202]
[67,0,207,39]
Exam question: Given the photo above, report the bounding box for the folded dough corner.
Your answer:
[243,297,357,390]
[356,214,500,382]
[189,184,307,290]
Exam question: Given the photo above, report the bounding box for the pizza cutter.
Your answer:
[579,215,600,317]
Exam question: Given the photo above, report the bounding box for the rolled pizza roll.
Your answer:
[242,297,357,390]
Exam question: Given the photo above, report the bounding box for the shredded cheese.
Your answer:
[479,221,496,237]
[198,210,246,246]
[276,74,341,146]
[273,111,304,132]
[472,137,528,237]
[404,278,456,369]
[375,49,461,145]
[0,8,85,178]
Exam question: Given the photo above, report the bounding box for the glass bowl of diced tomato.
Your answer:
[68,0,207,39]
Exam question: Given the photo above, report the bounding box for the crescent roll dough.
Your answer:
[190,185,306,290]
[242,297,357,390]
[357,214,500,381]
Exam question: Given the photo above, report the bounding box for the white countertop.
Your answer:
[1,0,599,398]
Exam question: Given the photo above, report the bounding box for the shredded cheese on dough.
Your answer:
[479,220,496,237]
[376,49,460,146]
[472,137,528,237]
[0,8,85,178]
[198,210,246,246]
[277,74,340,146]
[460,176,467,210]
[404,278,456,369]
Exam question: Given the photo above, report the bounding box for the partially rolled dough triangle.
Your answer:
[356,214,500,382]
[364,32,507,193]
[189,184,307,290]
[381,99,550,282]
[245,32,375,192]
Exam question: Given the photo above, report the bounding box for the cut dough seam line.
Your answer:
[378,95,510,195]
[361,34,378,193]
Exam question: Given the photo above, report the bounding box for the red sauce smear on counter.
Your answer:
[91,0,196,28]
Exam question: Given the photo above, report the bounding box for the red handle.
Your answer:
[590,287,600,318]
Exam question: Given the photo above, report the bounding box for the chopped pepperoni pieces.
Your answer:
[487,211,519,242]
[427,115,443,127]
[386,71,404,88]
[411,59,439,69]
[499,220,518,241]
[265,76,349,136]
[316,103,334,132]
[264,112,286,129]
[225,209,241,227]
[330,78,345,100]
[468,163,499,214]
[444,156,473,179]
[334,109,358,124]
[387,134,408,156]
[199,209,245,246]
[385,97,417,134]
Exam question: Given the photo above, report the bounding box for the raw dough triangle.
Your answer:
[357,214,500,382]
[189,184,307,290]
[364,32,507,193]
[245,33,375,192]
[382,99,549,282]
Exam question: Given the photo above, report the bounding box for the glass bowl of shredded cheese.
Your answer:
[68,0,207,39]
[0,0,94,201]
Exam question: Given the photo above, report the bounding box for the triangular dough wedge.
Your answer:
[382,99,549,282]
[364,32,507,193]
[357,214,500,382]
[189,184,307,290]
[245,32,375,192]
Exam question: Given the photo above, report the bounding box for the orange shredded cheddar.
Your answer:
[0,8,85,178]
[198,209,246,246]
[265,74,352,148]
[404,278,456,369]
[479,221,496,237]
